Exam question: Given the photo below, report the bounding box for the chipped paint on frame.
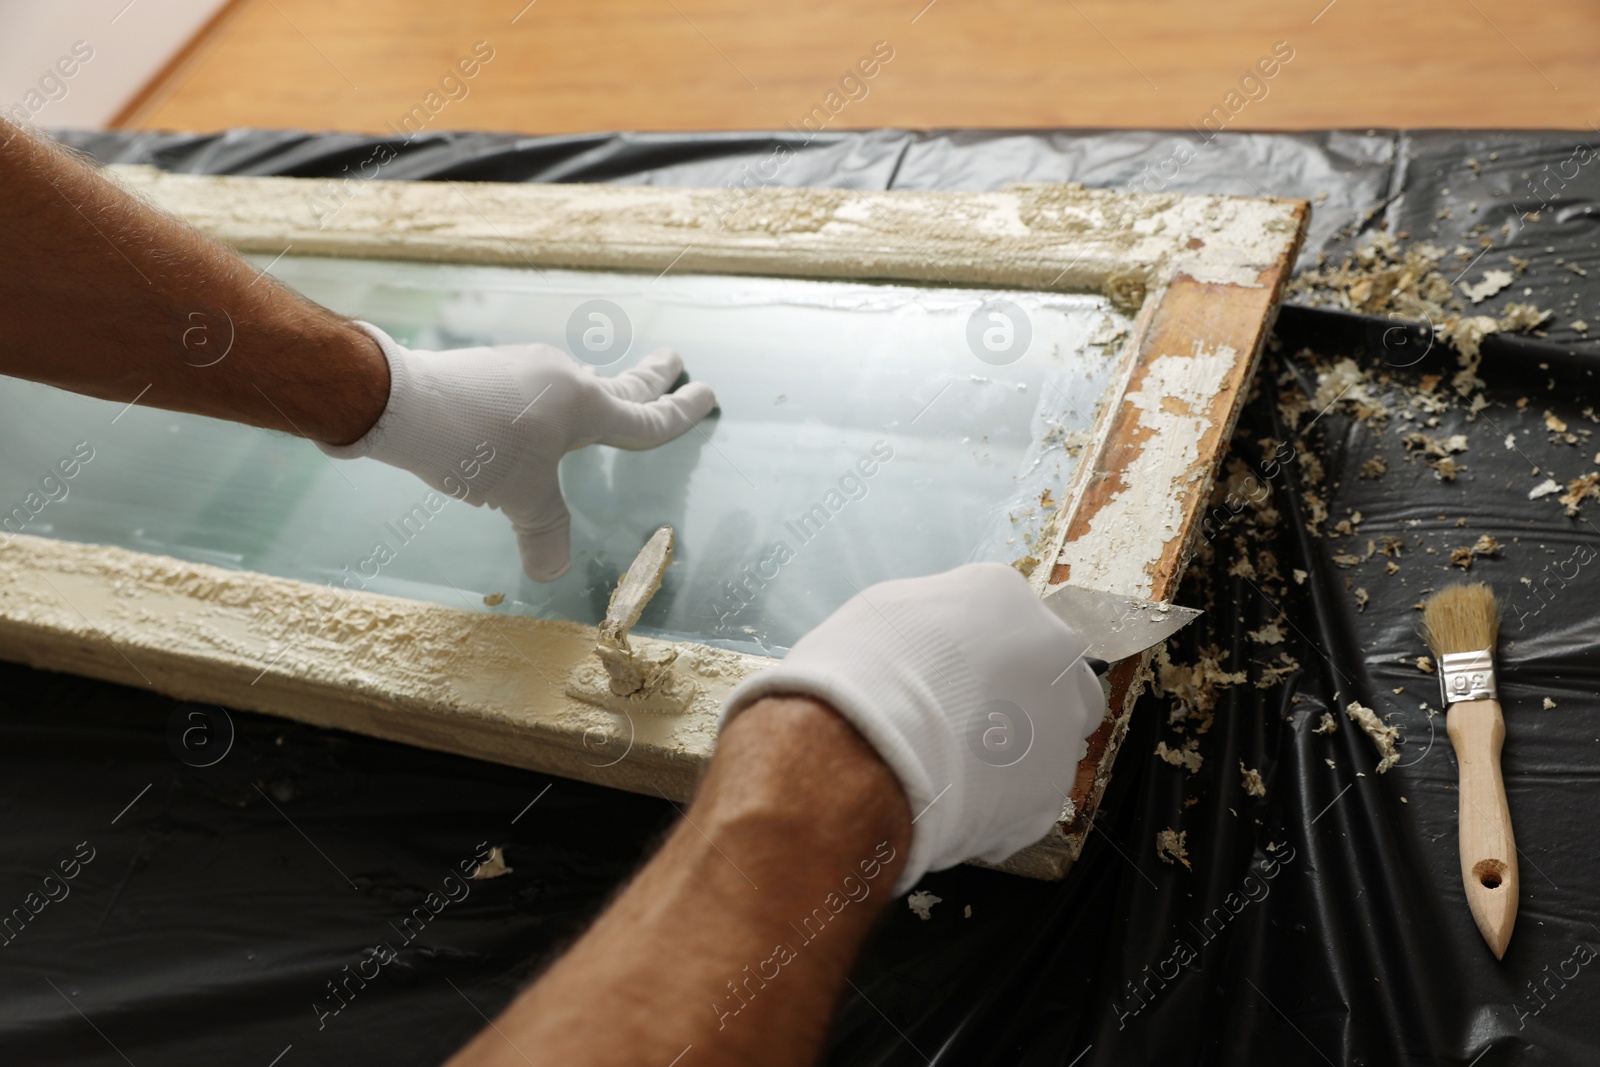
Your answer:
[109,167,1304,304]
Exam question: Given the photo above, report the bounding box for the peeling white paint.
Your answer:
[1051,342,1240,598]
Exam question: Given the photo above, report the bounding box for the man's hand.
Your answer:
[1,121,1096,1065]
[0,122,717,586]
[319,323,718,582]
[722,562,1106,890]
[447,565,1105,1066]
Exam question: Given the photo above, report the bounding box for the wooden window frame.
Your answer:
[0,167,1306,879]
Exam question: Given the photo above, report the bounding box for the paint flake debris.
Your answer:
[1313,712,1339,735]
[1461,269,1514,304]
[1290,234,1452,321]
[907,890,941,921]
[1346,701,1401,774]
[1240,762,1267,798]
[1500,302,1553,333]
[1403,431,1469,481]
[1544,697,1557,709]
[1256,652,1301,689]
[1155,738,1204,774]
[1248,622,1285,644]
[1450,534,1502,569]
[1155,828,1191,868]
[470,846,514,880]
[1332,511,1364,537]
[1332,539,1378,569]
[1559,473,1600,517]
[1289,235,1552,391]
[1530,479,1562,500]
[1310,363,1390,434]
[1441,303,1552,373]
[1155,644,1247,721]
[1302,490,1329,535]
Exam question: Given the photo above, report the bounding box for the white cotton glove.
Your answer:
[720,562,1105,894]
[320,322,717,582]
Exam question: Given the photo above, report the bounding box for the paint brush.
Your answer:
[1421,582,1516,959]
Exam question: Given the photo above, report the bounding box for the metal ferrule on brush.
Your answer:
[1438,650,1497,705]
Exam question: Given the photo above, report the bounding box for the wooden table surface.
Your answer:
[120,0,1598,134]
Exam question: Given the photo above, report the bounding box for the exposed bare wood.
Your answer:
[1048,263,1302,597]
[1034,206,1306,869]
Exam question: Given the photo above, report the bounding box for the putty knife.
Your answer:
[1041,583,1203,663]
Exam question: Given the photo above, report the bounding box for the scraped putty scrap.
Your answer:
[1155,828,1190,868]
[1461,269,1514,304]
[1346,702,1400,774]
[470,846,513,880]
[907,890,941,921]
[594,525,684,699]
[600,526,674,654]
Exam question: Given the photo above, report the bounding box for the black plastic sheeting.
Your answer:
[4,127,1599,1065]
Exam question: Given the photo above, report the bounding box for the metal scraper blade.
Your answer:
[1041,582,1203,663]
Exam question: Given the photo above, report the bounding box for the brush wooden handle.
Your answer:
[1446,698,1518,958]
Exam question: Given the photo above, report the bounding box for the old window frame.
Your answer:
[0,167,1305,879]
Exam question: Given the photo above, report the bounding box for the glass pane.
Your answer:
[0,259,1129,655]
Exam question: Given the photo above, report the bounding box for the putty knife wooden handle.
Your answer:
[1446,697,1518,959]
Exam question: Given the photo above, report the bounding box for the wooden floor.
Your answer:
[119,0,1597,135]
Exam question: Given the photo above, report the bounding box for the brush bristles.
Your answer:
[1421,582,1500,657]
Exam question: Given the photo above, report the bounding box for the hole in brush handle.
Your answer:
[1473,858,1508,890]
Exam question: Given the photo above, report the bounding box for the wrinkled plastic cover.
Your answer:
[2,127,1595,1065]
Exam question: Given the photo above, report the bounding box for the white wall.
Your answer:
[0,0,230,129]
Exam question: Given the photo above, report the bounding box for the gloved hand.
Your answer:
[721,562,1105,894]
[320,321,717,581]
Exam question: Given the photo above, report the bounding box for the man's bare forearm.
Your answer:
[0,120,386,445]
[446,695,913,1067]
